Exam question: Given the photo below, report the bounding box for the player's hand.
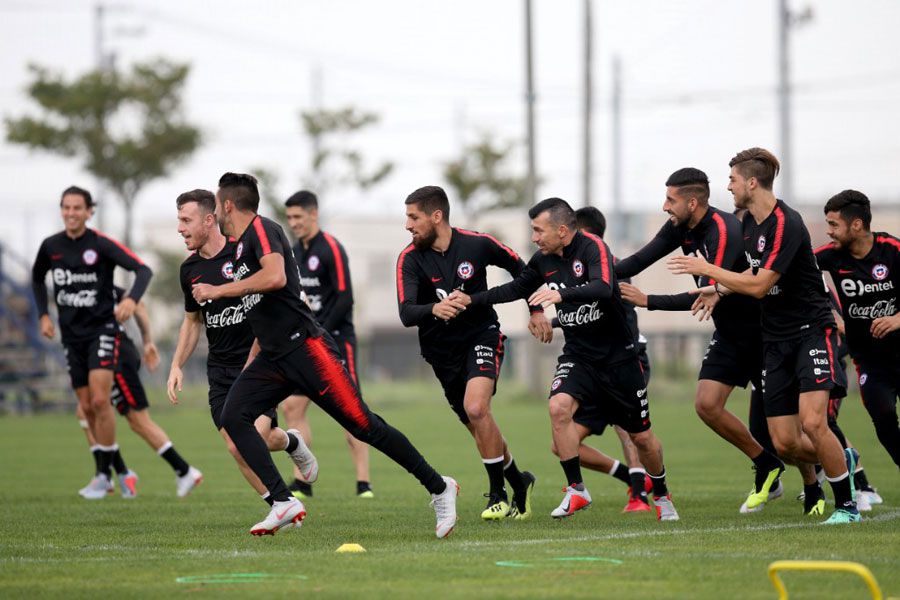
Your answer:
[619,282,648,307]
[143,342,161,372]
[191,283,221,304]
[667,251,710,277]
[689,286,719,321]
[39,314,55,339]
[167,367,183,404]
[871,313,900,339]
[114,297,136,323]
[432,297,466,321]
[448,290,472,307]
[528,311,553,343]
[528,288,562,307]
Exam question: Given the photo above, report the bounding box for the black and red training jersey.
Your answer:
[232,215,322,360]
[815,232,900,361]
[615,205,760,339]
[741,199,833,341]
[180,240,255,368]
[396,228,529,361]
[32,228,152,343]
[293,230,355,339]
[471,231,636,365]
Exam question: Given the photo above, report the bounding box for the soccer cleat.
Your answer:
[118,470,139,499]
[357,490,375,499]
[551,483,592,519]
[431,476,459,539]
[481,492,511,520]
[79,474,112,500]
[742,464,785,512]
[176,466,203,498]
[286,429,318,483]
[740,479,784,514]
[859,487,883,505]
[856,490,872,512]
[250,497,306,536]
[623,495,652,513]
[653,494,679,521]
[804,485,827,516]
[511,471,537,521]
[820,507,862,525]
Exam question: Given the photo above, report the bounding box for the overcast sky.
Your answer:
[1,0,899,263]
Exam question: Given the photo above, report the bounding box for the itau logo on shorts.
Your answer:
[757,235,767,253]
[235,242,244,260]
[82,249,98,265]
[871,263,889,281]
[572,259,584,278]
[221,261,234,280]
[307,255,320,271]
[457,261,474,280]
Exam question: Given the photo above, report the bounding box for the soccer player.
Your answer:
[397,185,536,521]
[167,189,315,508]
[533,206,653,513]
[281,190,373,499]
[815,189,899,478]
[669,148,859,524]
[615,167,785,514]
[32,186,151,499]
[457,197,679,521]
[191,173,457,537]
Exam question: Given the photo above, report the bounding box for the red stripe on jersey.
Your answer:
[93,230,144,265]
[252,216,272,255]
[456,228,519,260]
[582,232,611,284]
[763,207,786,270]
[396,244,415,303]
[322,232,347,291]
[876,235,900,252]
[708,212,729,286]
[814,241,835,255]
[307,336,369,431]
[115,372,138,407]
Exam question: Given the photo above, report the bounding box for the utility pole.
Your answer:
[776,0,812,202]
[611,55,622,246]
[581,0,593,208]
[524,0,537,206]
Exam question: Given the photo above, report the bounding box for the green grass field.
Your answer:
[1,378,898,599]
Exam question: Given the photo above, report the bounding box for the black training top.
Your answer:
[815,233,900,360]
[32,228,152,343]
[293,230,355,338]
[471,231,636,365]
[180,239,255,368]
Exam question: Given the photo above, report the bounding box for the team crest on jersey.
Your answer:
[221,261,234,280]
[307,255,320,271]
[82,249,98,265]
[550,377,563,392]
[457,261,474,280]
[872,263,889,281]
[572,259,584,278]
[235,242,244,260]
[757,235,766,253]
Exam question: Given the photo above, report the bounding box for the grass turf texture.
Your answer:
[1,377,897,599]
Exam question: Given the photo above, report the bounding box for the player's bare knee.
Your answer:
[464,399,491,422]
[694,395,720,422]
[629,430,653,452]
[548,394,573,423]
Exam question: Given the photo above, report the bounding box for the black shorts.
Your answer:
[573,352,651,436]
[853,356,900,421]
[761,326,847,417]
[208,364,278,430]
[63,330,122,389]
[698,329,763,388]
[427,329,506,425]
[332,333,360,389]
[110,336,149,415]
[550,355,650,434]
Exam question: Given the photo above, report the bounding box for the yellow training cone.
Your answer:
[336,543,366,553]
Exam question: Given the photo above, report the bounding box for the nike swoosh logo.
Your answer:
[318,385,330,396]
[545,270,558,277]
[275,507,293,520]
[431,277,442,283]
[191,275,203,283]
[100,361,112,367]
[479,366,493,372]
[816,377,828,384]
[743,236,750,240]
[837,269,854,274]
[50,253,64,260]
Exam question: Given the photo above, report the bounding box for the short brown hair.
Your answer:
[176,189,216,214]
[406,186,450,221]
[728,147,780,190]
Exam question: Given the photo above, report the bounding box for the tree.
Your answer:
[442,134,531,225]
[5,59,202,248]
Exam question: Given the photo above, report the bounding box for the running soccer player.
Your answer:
[32,186,151,499]
[397,185,536,521]
[191,173,457,537]
[669,147,859,524]
[167,189,316,508]
[815,189,899,478]
[615,167,785,514]
[281,190,373,499]
[458,197,679,521]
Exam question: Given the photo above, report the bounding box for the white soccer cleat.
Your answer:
[856,490,872,512]
[550,484,592,519]
[176,466,203,498]
[431,476,459,539]
[118,470,139,499]
[286,429,318,483]
[79,474,112,500]
[250,497,306,536]
[653,494,680,521]
[860,489,883,505]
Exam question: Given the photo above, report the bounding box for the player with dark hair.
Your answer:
[191,173,457,537]
[32,186,152,499]
[397,185,536,521]
[167,188,312,509]
[282,189,373,499]
[615,167,785,514]
[455,197,679,521]
[670,148,859,524]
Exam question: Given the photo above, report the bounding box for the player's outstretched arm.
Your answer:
[193,253,287,303]
[167,312,202,404]
[668,253,779,299]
